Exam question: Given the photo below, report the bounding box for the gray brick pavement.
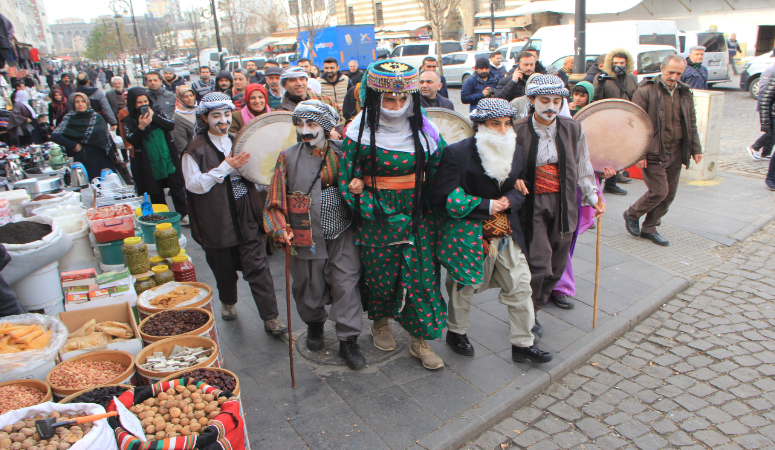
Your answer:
[463,223,775,450]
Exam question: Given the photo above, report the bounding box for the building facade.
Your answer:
[50,19,95,57]
[0,0,54,54]
[146,0,181,23]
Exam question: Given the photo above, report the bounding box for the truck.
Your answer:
[298,25,377,71]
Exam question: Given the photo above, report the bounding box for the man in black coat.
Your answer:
[495,51,537,102]
[432,98,552,364]
[583,55,606,83]
[419,70,455,110]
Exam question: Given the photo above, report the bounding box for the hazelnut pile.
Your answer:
[0,385,46,415]
[0,412,93,450]
[49,360,126,390]
[131,385,227,441]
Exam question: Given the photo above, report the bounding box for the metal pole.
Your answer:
[209,0,223,70]
[489,0,495,50]
[113,17,126,74]
[123,0,145,74]
[573,0,585,73]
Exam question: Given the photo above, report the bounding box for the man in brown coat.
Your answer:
[624,54,703,246]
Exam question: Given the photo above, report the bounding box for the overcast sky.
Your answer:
[42,0,205,23]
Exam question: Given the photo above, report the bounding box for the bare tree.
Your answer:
[218,0,261,54]
[295,0,332,66]
[255,0,288,35]
[185,7,207,66]
[418,0,462,76]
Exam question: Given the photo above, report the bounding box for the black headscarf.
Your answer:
[53,92,112,154]
[126,86,154,119]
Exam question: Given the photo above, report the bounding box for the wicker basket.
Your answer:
[137,282,213,320]
[137,307,214,345]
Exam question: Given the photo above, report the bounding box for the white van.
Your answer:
[390,41,463,69]
[495,42,527,72]
[679,31,730,85]
[547,45,677,83]
[199,48,230,71]
[525,20,679,74]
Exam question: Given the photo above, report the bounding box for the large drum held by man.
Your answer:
[233,111,297,186]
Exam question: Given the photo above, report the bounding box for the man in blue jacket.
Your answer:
[461,58,499,111]
[680,46,708,90]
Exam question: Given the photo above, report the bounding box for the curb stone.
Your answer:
[417,276,689,450]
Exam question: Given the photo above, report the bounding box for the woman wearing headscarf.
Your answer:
[8,89,44,146]
[172,85,197,156]
[48,88,70,129]
[229,83,269,134]
[51,92,118,180]
[122,87,188,223]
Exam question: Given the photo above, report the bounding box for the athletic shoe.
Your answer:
[766,179,775,191]
[747,147,762,160]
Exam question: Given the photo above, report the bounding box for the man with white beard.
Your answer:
[513,75,603,339]
[432,98,553,364]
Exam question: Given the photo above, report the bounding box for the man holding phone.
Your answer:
[495,52,537,102]
[461,58,499,112]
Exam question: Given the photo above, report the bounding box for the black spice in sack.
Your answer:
[0,221,52,244]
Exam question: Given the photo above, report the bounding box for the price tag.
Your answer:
[113,396,146,442]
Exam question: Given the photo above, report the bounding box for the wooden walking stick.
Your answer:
[284,228,296,388]
[593,196,603,329]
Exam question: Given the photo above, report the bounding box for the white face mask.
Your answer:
[297,120,326,149]
[207,110,232,136]
[533,95,562,123]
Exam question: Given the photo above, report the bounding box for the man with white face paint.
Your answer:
[181,92,287,335]
[432,98,552,364]
[513,75,602,339]
[264,100,365,370]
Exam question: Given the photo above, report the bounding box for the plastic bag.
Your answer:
[0,313,68,382]
[2,215,74,285]
[0,401,118,450]
[137,281,208,310]
[21,191,81,217]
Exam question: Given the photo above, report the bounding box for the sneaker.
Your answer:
[410,339,444,370]
[264,317,288,336]
[767,179,775,191]
[604,185,628,196]
[221,304,237,321]
[747,147,762,160]
[370,319,396,351]
[180,215,190,226]
[764,153,773,159]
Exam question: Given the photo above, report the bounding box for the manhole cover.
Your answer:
[296,316,409,366]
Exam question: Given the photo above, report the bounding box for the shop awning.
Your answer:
[376,31,410,39]
[377,21,428,33]
[474,0,642,18]
[474,28,512,34]
[275,36,298,46]
[247,36,281,51]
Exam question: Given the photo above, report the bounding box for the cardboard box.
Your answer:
[61,268,97,287]
[57,302,143,360]
[63,283,138,311]
[66,293,88,303]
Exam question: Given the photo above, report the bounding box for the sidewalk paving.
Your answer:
[177,165,775,450]
[464,221,775,450]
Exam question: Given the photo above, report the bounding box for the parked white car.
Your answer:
[168,63,190,81]
[390,41,463,69]
[741,52,775,99]
[440,51,493,86]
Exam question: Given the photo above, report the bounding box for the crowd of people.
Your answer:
[5,45,704,370]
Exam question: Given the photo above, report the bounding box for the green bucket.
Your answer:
[137,212,182,245]
[96,239,125,265]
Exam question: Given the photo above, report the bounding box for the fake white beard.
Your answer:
[475,126,517,183]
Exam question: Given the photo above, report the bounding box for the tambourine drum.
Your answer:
[573,99,653,173]
[233,111,296,185]
[424,107,473,145]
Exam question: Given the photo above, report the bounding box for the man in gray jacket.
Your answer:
[144,71,176,118]
[75,72,117,129]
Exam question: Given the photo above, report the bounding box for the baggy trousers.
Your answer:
[527,193,574,311]
[289,228,363,340]
[445,236,535,347]
[203,238,279,320]
[627,145,683,234]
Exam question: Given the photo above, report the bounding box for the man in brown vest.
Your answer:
[264,100,365,370]
[181,92,287,335]
[513,75,603,339]
[624,55,702,246]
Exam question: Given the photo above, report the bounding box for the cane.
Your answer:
[284,227,296,388]
[593,196,602,329]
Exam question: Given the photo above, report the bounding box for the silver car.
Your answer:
[741,52,775,99]
[168,63,191,81]
[441,51,493,86]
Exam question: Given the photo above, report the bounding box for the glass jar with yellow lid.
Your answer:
[153,223,180,258]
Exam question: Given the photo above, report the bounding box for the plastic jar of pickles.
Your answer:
[154,223,180,258]
[122,236,149,275]
[150,255,172,268]
[135,276,156,295]
[151,265,175,286]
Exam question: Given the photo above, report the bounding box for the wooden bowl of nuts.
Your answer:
[45,350,136,399]
[135,336,219,386]
[0,379,52,415]
[137,282,213,320]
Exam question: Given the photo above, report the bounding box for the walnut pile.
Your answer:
[0,411,93,450]
[131,385,227,441]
